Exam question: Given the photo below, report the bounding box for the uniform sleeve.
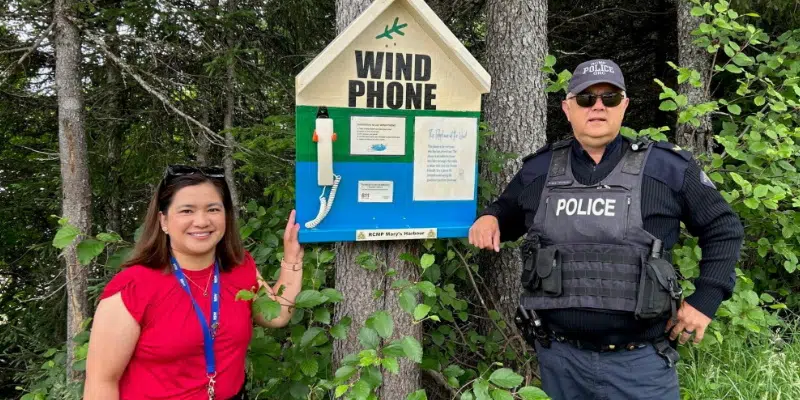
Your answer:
[100,267,149,324]
[478,169,528,242]
[679,160,745,319]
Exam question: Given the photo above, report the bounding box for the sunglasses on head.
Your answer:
[162,165,225,184]
[569,92,625,108]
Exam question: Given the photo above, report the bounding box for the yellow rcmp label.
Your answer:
[355,228,438,241]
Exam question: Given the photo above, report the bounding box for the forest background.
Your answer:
[1,0,799,399]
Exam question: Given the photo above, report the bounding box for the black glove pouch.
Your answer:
[536,248,562,296]
[520,236,540,291]
[635,257,680,320]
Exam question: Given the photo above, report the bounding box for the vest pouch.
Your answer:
[635,257,678,320]
[536,248,562,296]
[520,236,541,290]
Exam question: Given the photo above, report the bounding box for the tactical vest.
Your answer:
[520,139,681,319]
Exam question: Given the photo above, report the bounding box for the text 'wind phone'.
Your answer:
[304,107,341,229]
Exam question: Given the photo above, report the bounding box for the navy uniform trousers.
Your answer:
[533,340,679,400]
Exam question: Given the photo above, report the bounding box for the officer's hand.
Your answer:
[469,215,501,252]
[665,300,711,345]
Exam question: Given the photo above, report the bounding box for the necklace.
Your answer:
[183,269,213,296]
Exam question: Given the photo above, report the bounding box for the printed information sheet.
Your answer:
[350,116,406,155]
[413,116,477,201]
[357,181,394,203]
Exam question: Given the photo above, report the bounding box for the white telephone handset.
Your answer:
[305,108,341,229]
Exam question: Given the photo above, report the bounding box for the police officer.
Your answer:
[469,59,744,399]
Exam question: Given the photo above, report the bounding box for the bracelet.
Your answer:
[280,257,302,271]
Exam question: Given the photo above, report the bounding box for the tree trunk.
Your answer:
[332,1,422,398]
[198,107,212,166]
[675,0,713,155]
[105,26,122,236]
[54,0,91,382]
[482,0,548,321]
[224,0,240,215]
[196,0,218,167]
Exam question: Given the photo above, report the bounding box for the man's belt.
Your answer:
[548,332,649,352]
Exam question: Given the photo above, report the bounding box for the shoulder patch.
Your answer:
[653,141,693,161]
[700,170,717,189]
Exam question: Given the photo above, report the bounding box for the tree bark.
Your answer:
[54,0,91,382]
[197,107,212,166]
[482,0,548,321]
[224,0,240,215]
[675,0,713,155]
[196,0,218,167]
[105,25,122,236]
[332,1,422,398]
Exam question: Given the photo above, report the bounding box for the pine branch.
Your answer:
[84,30,294,165]
[84,30,229,148]
[376,17,408,40]
[0,21,55,87]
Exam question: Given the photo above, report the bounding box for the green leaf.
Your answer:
[400,336,423,363]
[351,380,371,400]
[544,55,556,67]
[732,52,753,66]
[331,321,348,339]
[753,185,769,198]
[727,104,741,115]
[335,365,357,381]
[370,311,394,339]
[72,331,90,345]
[300,358,319,376]
[407,389,428,400]
[473,379,491,400]
[760,293,775,303]
[77,239,105,265]
[294,290,327,308]
[518,386,549,400]
[489,368,524,389]
[383,341,407,358]
[754,96,765,106]
[96,232,123,242]
[659,100,678,111]
[413,304,431,320]
[690,6,706,16]
[724,64,743,74]
[382,357,400,374]
[254,296,282,321]
[53,223,80,249]
[359,327,380,349]
[743,198,760,209]
[461,392,475,400]
[335,385,350,398]
[420,254,435,270]
[417,281,437,297]
[399,289,417,314]
[321,288,344,303]
[300,327,324,347]
[490,389,513,400]
[314,308,331,324]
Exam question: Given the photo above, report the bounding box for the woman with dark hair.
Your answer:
[83,165,304,400]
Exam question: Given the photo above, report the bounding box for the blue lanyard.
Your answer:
[170,256,221,378]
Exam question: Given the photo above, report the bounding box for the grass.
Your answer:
[678,324,800,400]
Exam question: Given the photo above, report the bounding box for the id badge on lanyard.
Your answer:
[171,256,221,400]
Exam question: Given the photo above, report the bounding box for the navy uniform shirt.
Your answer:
[481,134,744,342]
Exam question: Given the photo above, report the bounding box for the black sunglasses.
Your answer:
[569,92,625,108]
[162,165,225,185]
